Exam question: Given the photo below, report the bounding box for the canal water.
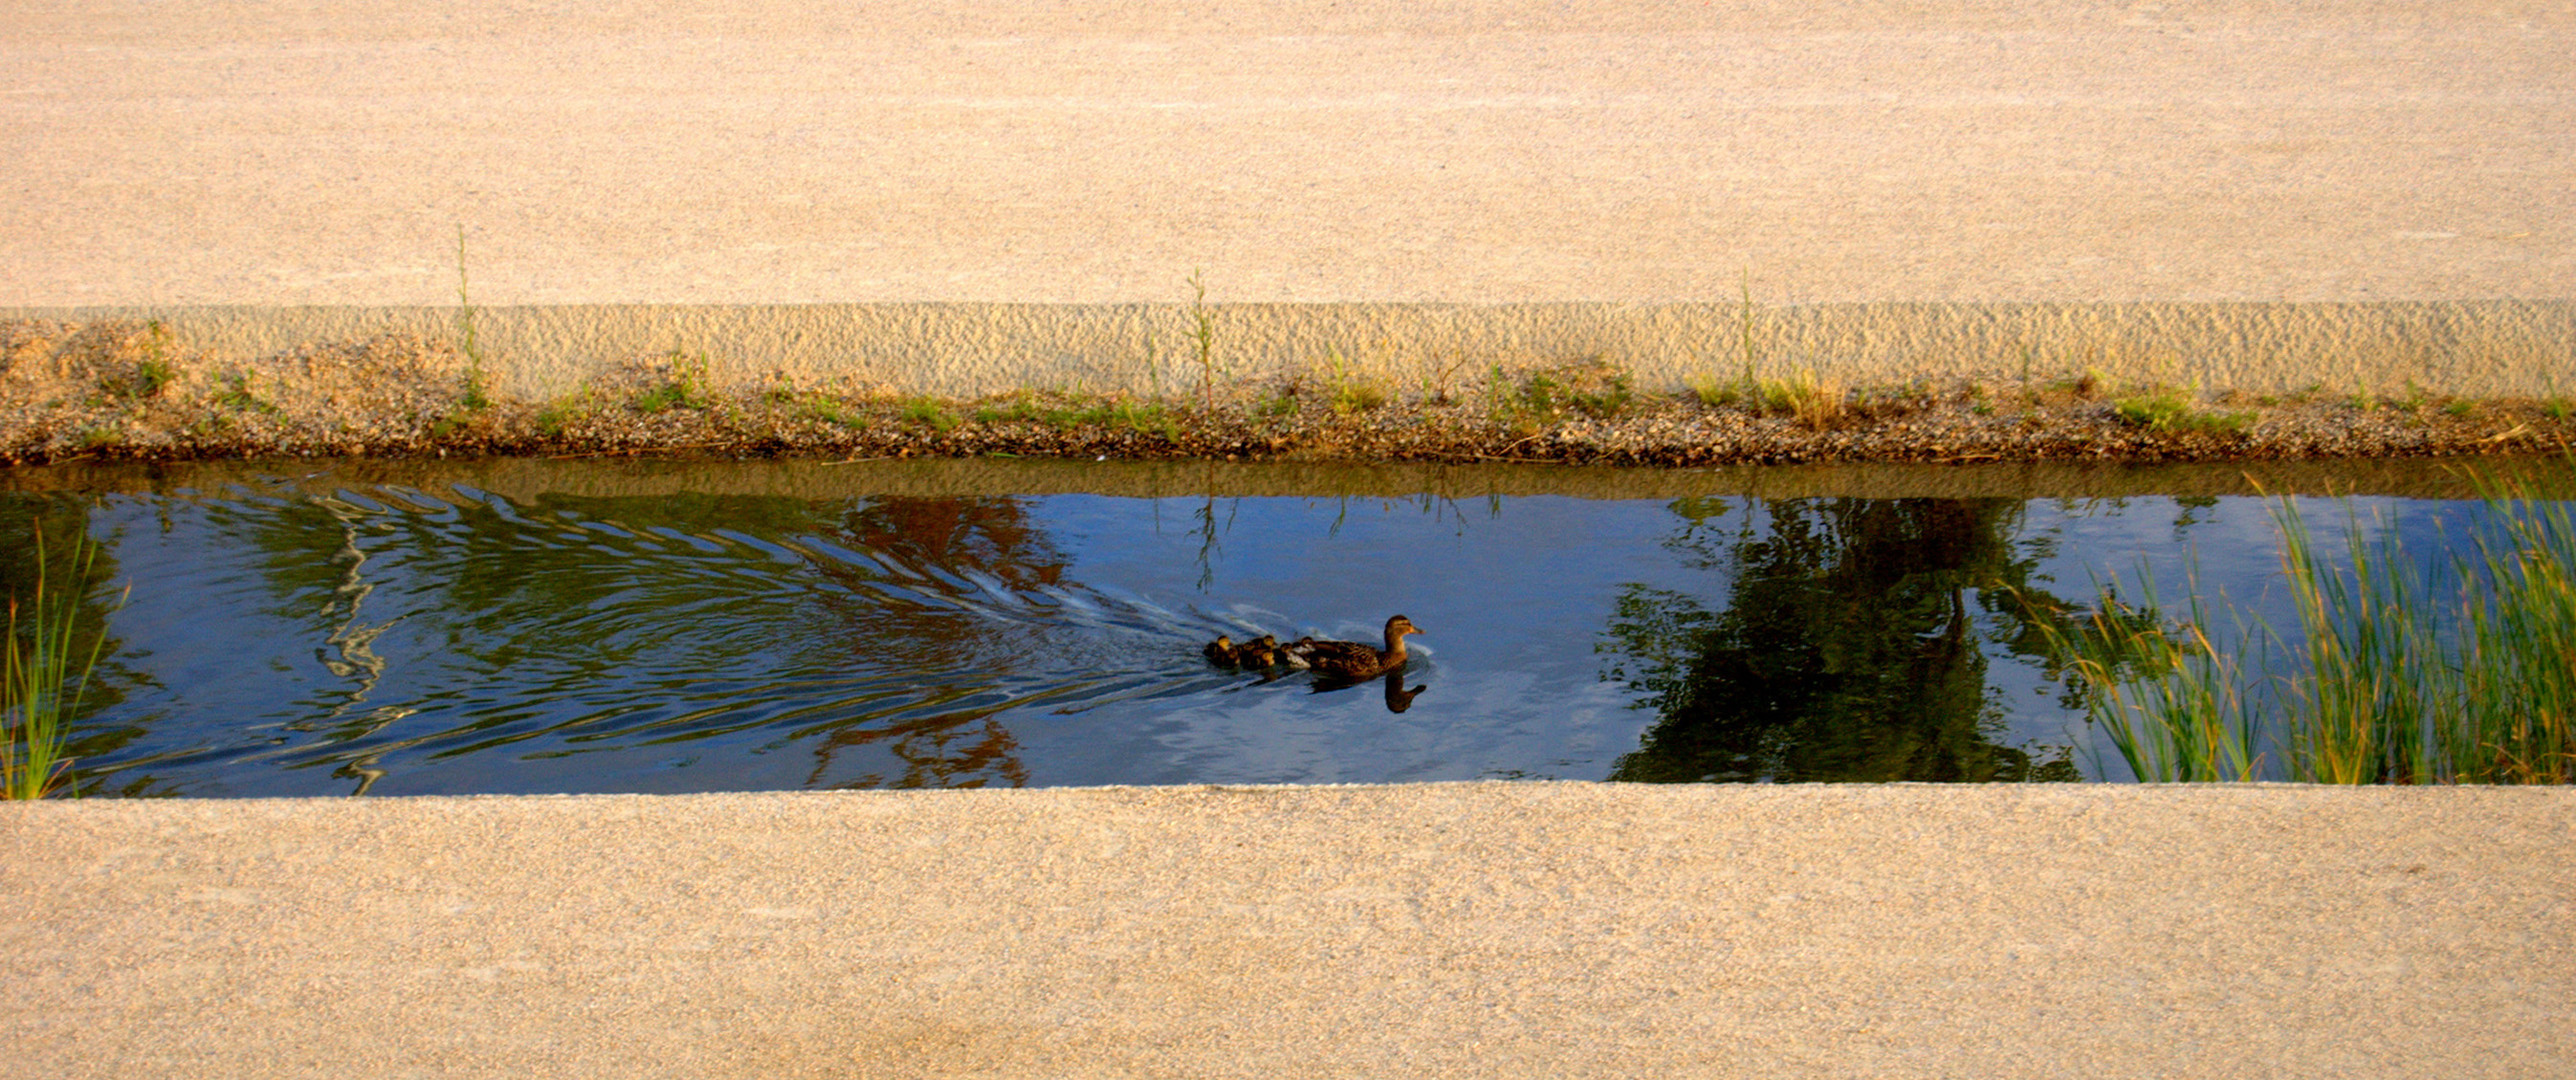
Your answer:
[3,456,2565,796]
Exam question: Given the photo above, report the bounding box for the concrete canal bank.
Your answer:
[11,300,2575,403]
[5,784,2572,1079]
[6,1,2574,1075]
[6,0,2573,400]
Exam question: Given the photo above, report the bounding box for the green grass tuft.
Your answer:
[4,528,124,799]
[802,395,864,428]
[899,398,958,432]
[1568,372,1633,419]
[454,226,493,413]
[2045,368,2109,400]
[102,358,174,402]
[212,371,276,414]
[1756,371,1845,429]
[1688,373,1749,408]
[1491,363,1634,428]
[631,353,714,414]
[1187,270,1219,410]
[2113,388,2251,435]
[459,367,492,414]
[1319,350,1391,416]
[974,392,1177,438]
[98,320,178,403]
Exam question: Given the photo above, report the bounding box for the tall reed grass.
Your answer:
[2,529,121,799]
[2440,482,2576,782]
[2038,574,2262,782]
[2039,484,2576,784]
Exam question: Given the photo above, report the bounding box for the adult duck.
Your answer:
[1284,615,1423,680]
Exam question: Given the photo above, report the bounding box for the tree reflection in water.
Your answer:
[809,707,1030,790]
[194,487,1091,793]
[9,469,2207,795]
[1601,496,2084,783]
[799,495,1076,788]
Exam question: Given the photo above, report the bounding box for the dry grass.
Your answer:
[1757,371,1845,429]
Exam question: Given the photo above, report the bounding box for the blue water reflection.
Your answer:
[0,464,2547,795]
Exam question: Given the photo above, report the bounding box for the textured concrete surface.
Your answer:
[9,0,2570,307]
[7,5,2576,1076]
[4,784,2572,1079]
[5,1,2572,395]
[9,300,2575,400]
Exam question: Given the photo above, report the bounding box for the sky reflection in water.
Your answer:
[0,464,2525,796]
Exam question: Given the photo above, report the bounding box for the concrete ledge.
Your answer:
[9,301,2574,401]
[10,2,2570,314]
[5,784,2571,1078]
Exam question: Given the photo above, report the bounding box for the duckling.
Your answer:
[1284,614,1423,680]
[1235,634,1284,669]
[1202,635,1242,667]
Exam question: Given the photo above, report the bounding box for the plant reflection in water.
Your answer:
[5,458,2551,795]
[1599,496,2084,783]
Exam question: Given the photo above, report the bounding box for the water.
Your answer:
[4,456,2564,796]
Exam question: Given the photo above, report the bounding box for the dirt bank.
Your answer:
[5,320,2569,468]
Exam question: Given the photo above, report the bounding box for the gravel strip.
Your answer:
[5,322,2568,467]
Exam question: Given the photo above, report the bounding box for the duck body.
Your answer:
[1285,615,1423,680]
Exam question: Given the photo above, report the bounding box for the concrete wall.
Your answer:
[12,301,2572,401]
[9,2,2572,405]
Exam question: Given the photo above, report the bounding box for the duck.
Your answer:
[1235,634,1284,669]
[1284,615,1424,680]
[1202,635,1243,667]
[1205,633,1286,668]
